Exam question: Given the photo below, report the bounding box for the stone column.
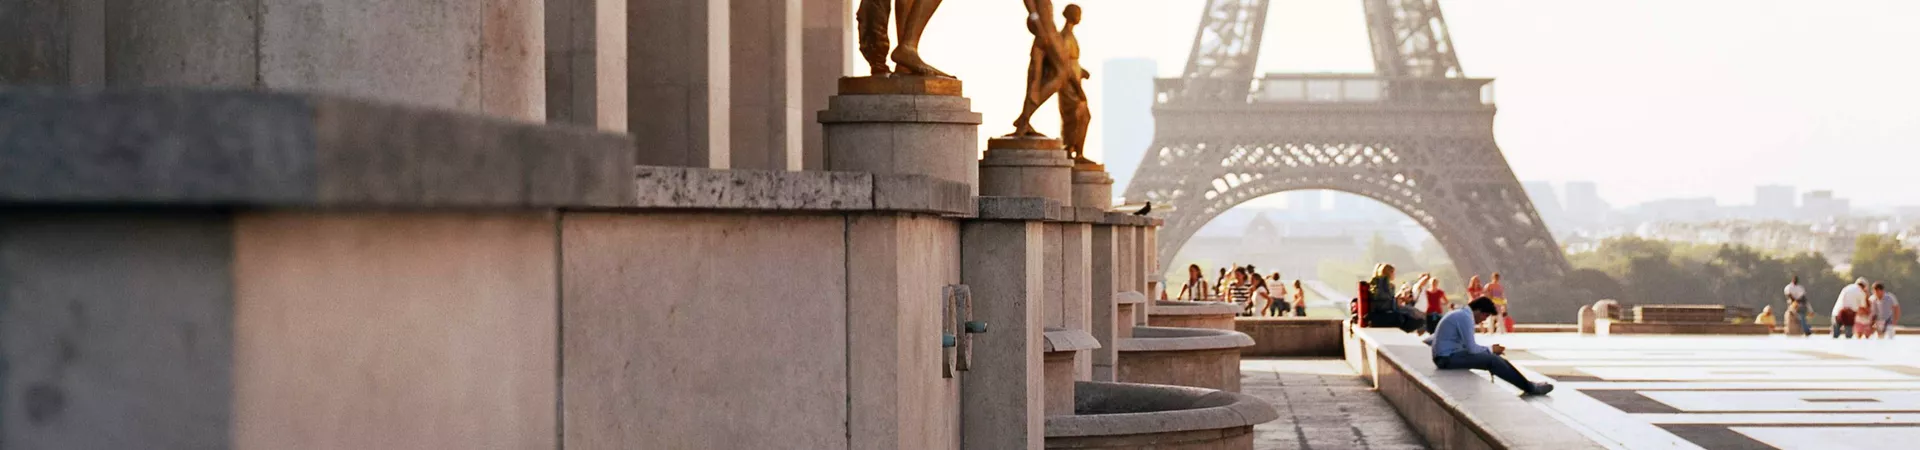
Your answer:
[979,137,1073,205]
[729,0,802,170]
[2,0,544,120]
[1087,224,1119,381]
[1061,223,1092,380]
[631,0,730,167]
[547,0,628,130]
[820,77,981,191]
[800,0,848,170]
[961,220,1044,450]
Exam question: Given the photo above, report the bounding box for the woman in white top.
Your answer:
[1176,264,1211,302]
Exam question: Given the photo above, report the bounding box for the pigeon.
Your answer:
[1132,201,1152,216]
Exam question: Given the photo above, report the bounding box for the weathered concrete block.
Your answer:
[0,91,634,208]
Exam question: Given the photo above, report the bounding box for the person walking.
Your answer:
[1424,278,1448,335]
[1834,278,1869,338]
[1486,272,1509,334]
[1214,267,1231,301]
[1176,264,1211,302]
[1292,280,1308,317]
[1264,272,1290,316]
[1247,269,1272,316]
[1226,267,1254,312]
[1785,276,1811,336]
[1873,283,1901,338]
[1425,297,1555,396]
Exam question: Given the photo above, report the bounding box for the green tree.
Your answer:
[1849,234,1920,325]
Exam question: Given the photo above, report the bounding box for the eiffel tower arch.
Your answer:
[1125,0,1571,283]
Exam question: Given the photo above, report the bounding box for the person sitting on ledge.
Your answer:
[1424,297,1554,396]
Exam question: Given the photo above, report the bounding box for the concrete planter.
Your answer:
[1044,328,1104,416]
[1044,381,1278,449]
[1116,326,1255,391]
[1148,301,1240,331]
[1234,317,1344,357]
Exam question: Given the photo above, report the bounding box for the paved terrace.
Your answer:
[1243,358,1427,450]
[1491,333,1920,449]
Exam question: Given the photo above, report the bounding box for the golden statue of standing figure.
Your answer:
[1009,2,1094,164]
[858,0,951,78]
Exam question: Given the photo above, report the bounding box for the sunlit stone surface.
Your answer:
[1493,334,1920,450]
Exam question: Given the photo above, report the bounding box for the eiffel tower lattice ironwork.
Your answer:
[1125,0,1570,282]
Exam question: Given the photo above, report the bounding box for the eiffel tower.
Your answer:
[1124,0,1570,283]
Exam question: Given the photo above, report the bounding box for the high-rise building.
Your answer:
[1755,185,1796,220]
[1100,58,1158,190]
[1522,181,1567,233]
[1563,181,1609,228]
[1801,190,1850,221]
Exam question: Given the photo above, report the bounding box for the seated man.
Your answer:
[1424,297,1554,396]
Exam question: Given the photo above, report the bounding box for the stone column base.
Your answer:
[1071,166,1114,211]
[979,137,1072,205]
[819,76,982,194]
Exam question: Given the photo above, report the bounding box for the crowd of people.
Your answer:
[1358,264,1513,336]
[1778,275,1903,338]
[1173,261,1554,396]
[1171,263,1307,317]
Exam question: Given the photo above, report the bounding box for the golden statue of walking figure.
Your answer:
[1009,3,1093,163]
[859,0,951,78]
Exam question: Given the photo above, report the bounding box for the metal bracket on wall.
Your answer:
[947,284,975,372]
[942,285,958,378]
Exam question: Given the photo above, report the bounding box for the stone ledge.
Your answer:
[1597,319,1772,336]
[631,166,973,216]
[1114,291,1149,305]
[1045,381,1277,438]
[1043,327,1103,353]
[976,196,1062,221]
[1151,300,1242,316]
[0,89,634,209]
[1348,328,1605,449]
[1117,326,1256,352]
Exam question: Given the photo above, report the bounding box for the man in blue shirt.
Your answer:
[1426,297,1553,395]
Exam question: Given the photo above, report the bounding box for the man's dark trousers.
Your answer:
[1434,352,1533,392]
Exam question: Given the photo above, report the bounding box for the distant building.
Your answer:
[1563,181,1609,229]
[1101,58,1158,190]
[1802,190,1850,221]
[1636,197,1719,223]
[1522,181,1568,234]
[1755,185,1796,220]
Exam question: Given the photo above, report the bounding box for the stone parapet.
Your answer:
[0,90,633,209]
[1345,328,1606,450]
[632,166,973,215]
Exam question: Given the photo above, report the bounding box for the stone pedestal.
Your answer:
[1578,306,1595,335]
[960,220,1044,450]
[820,77,982,193]
[979,137,1073,205]
[1071,165,1114,211]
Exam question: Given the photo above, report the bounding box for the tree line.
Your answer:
[1504,235,1920,325]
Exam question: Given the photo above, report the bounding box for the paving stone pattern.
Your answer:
[1242,358,1428,450]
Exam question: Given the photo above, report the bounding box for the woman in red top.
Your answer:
[1423,279,1447,334]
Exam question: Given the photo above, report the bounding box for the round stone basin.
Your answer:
[1117,326,1255,391]
[1045,381,1278,449]
[1149,300,1240,330]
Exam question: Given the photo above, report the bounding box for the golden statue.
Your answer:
[1009,3,1093,163]
[858,0,950,78]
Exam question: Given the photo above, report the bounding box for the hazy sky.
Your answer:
[915,0,1920,208]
